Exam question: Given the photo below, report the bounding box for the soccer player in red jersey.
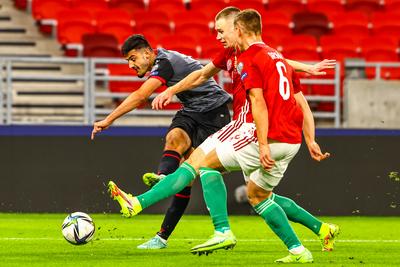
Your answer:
[107,7,339,261]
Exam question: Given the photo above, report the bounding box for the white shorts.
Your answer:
[216,123,301,191]
[199,120,243,155]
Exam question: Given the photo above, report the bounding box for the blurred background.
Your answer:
[0,0,399,216]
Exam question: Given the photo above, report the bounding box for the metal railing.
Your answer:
[0,57,342,126]
[345,61,400,80]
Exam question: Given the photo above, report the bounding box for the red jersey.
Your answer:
[212,47,253,124]
[238,43,303,144]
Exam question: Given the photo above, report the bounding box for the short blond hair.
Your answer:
[234,9,262,35]
[215,6,240,21]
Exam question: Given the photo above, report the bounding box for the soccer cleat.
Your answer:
[142,172,164,187]
[108,181,142,217]
[137,235,167,249]
[190,230,237,256]
[275,248,314,263]
[319,223,340,251]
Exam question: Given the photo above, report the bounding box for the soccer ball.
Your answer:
[62,212,95,245]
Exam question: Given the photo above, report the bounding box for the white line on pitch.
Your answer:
[0,237,399,243]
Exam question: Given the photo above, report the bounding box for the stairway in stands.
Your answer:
[0,0,94,124]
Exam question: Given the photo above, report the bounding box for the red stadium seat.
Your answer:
[32,0,71,20]
[292,12,331,38]
[333,25,370,41]
[345,0,384,15]
[281,35,318,54]
[261,11,292,28]
[174,23,213,43]
[385,0,400,13]
[361,37,398,54]
[363,49,400,79]
[283,49,321,61]
[150,1,187,13]
[371,13,400,36]
[70,0,109,16]
[107,64,145,93]
[98,21,134,44]
[134,11,171,27]
[322,47,359,62]
[108,0,146,14]
[32,0,71,35]
[307,0,345,19]
[14,0,28,10]
[320,35,359,61]
[228,0,267,11]
[57,10,96,45]
[159,34,200,58]
[330,11,369,29]
[199,36,221,59]
[82,33,120,58]
[268,0,307,15]
[262,23,293,43]
[171,10,210,27]
[137,27,172,46]
[95,9,133,28]
[190,1,227,19]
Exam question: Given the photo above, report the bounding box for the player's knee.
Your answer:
[247,188,271,206]
[165,129,191,152]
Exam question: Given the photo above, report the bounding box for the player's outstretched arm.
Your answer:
[91,78,162,140]
[249,88,275,170]
[294,91,330,162]
[152,63,221,110]
[286,59,336,76]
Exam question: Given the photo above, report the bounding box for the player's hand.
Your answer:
[152,89,174,110]
[307,59,336,76]
[307,141,330,162]
[259,144,275,171]
[91,119,111,140]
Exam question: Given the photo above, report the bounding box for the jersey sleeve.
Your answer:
[212,48,230,70]
[291,69,303,94]
[148,58,174,85]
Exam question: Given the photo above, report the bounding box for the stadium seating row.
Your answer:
[16,0,400,16]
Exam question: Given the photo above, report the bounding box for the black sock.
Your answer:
[157,150,181,175]
[157,186,192,240]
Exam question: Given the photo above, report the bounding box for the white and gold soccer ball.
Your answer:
[62,212,95,245]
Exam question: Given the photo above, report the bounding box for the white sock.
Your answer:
[289,245,305,255]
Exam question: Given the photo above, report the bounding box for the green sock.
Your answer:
[137,162,196,209]
[200,167,230,233]
[254,197,302,250]
[272,193,322,235]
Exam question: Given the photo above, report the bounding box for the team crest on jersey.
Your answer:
[237,62,244,75]
[227,59,232,71]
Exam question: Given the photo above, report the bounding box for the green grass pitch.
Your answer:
[1,214,399,266]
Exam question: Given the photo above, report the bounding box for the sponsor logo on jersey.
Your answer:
[240,72,248,80]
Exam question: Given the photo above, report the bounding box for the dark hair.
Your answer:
[215,6,240,21]
[234,9,262,35]
[121,34,152,56]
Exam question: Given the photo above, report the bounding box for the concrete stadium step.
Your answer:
[12,94,112,106]
[12,82,84,93]
[12,107,84,116]
[11,115,85,124]
[13,95,85,106]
